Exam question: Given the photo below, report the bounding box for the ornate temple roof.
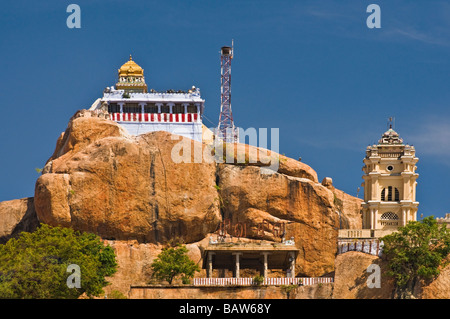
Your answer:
[118,55,144,77]
[116,55,148,93]
[378,126,404,145]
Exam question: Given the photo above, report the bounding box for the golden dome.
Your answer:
[118,55,144,77]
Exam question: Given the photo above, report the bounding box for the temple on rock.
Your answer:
[90,55,205,142]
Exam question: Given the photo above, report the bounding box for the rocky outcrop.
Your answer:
[221,142,319,182]
[104,240,450,299]
[217,164,342,276]
[331,251,450,299]
[6,109,450,299]
[102,239,206,296]
[35,123,221,243]
[332,251,394,299]
[420,262,450,299]
[323,180,363,230]
[0,197,39,243]
[30,111,363,278]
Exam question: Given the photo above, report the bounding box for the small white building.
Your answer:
[90,55,205,142]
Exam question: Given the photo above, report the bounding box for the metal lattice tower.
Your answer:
[217,43,238,144]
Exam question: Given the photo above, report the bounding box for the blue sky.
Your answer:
[0,1,449,218]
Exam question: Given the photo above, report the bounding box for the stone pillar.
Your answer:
[364,209,370,229]
[195,103,201,121]
[232,253,242,278]
[373,208,379,229]
[403,176,410,201]
[371,175,379,201]
[207,252,214,278]
[370,208,375,229]
[168,103,174,114]
[402,208,407,226]
[261,252,270,278]
[183,103,188,114]
[156,103,162,113]
[118,102,124,113]
[139,102,146,115]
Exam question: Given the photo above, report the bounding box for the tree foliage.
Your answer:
[382,216,450,298]
[0,224,117,299]
[150,244,200,285]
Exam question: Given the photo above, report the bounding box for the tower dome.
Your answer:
[378,126,403,145]
[116,55,148,93]
[118,55,144,77]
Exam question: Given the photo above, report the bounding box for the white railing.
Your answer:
[192,277,333,286]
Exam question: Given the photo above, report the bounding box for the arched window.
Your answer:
[381,187,400,202]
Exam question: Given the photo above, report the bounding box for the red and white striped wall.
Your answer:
[192,277,333,286]
[110,113,200,123]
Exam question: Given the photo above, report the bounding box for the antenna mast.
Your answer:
[217,41,238,144]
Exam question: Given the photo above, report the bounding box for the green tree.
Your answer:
[150,244,200,285]
[382,216,450,299]
[0,224,117,299]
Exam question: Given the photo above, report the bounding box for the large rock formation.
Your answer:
[4,109,450,298]
[0,197,39,243]
[35,111,221,244]
[332,251,394,298]
[31,110,363,278]
[218,165,341,276]
[421,265,450,299]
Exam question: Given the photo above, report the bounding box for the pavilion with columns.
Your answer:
[202,240,299,279]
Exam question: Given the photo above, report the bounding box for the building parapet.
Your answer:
[338,229,372,239]
[437,213,450,228]
[338,228,397,239]
[102,88,204,102]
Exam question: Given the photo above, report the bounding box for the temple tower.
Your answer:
[116,55,148,93]
[361,123,419,235]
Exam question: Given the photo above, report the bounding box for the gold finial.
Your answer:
[129,54,132,61]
